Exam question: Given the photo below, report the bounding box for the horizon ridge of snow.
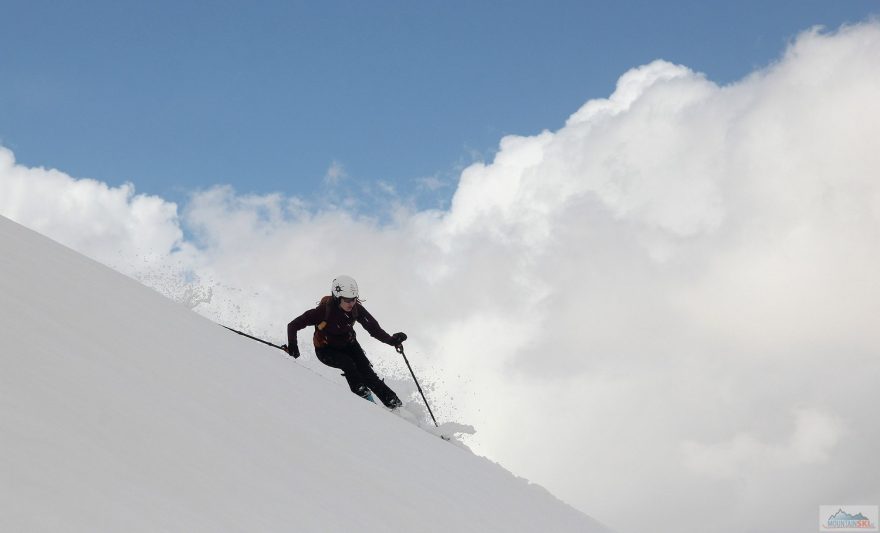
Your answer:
[0,214,610,533]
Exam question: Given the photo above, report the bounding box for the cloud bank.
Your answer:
[3,22,880,533]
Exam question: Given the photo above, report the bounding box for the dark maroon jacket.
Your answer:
[287,297,396,350]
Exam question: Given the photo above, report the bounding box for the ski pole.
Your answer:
[396,345,439,427]
[220,324,288,352]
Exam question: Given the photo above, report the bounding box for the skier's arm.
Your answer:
[355,305,397,346]
[287,307,322,355]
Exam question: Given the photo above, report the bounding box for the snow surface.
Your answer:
[0,215,610,533]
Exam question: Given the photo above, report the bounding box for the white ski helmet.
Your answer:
[331,275,359,299]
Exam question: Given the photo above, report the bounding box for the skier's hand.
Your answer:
[391,332,407,346]
[282,344,300,358]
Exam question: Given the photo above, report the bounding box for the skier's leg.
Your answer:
[315,347,373,400]
[349,342,402,408]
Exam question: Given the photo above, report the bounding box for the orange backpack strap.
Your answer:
[313,296,332,348]
[317,295,333,330]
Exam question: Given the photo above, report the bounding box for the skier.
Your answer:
[283,275,406,409]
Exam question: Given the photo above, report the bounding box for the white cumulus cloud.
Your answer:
[682,408,845,479]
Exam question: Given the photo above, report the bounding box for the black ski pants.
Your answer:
[315,341,400,408]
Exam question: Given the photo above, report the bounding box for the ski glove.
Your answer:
[282,344,300,358]
[391,332,407,345]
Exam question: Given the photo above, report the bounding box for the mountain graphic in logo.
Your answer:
[830,510,872,522]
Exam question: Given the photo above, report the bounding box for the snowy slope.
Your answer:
[0,215,610,533]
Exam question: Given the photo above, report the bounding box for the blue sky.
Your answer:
[2,0,878,211]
